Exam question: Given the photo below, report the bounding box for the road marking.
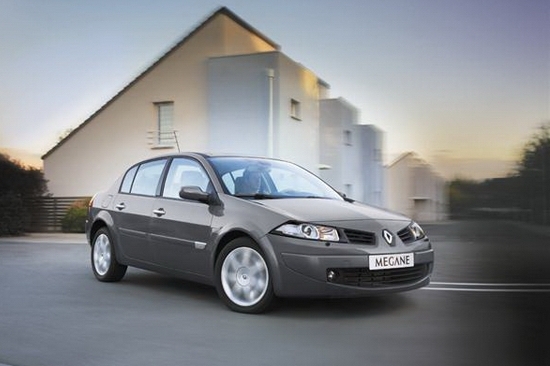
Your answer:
[424,282,550,293]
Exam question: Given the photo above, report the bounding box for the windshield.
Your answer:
[207,157,343,200]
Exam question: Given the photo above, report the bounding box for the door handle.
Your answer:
[115,203,126,210]
[153,208,166,217]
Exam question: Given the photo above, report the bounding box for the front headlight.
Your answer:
[410,221,426,240]
[273,223,340,242]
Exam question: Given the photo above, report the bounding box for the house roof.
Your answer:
[42,7,280,160]
[387,151,418,168]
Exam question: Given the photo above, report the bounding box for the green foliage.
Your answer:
[518,123,550,176]
[0,194,26,236]
[516,122,550,223]
[448,179,478,218]
[0,154,48,236]
[449,177,523,218]
[0,154,47,197]
[61,199,90,233]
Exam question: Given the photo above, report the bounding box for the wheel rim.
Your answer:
[221,247,269,307]
[93,233,111,276]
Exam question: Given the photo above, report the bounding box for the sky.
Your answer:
[0,0,548,180]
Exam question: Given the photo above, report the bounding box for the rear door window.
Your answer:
[129,159,167,196]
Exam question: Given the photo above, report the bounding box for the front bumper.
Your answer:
[263,234,434,298]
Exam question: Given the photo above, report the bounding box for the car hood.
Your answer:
[254,198,409,224]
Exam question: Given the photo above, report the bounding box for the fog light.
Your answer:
[327,270,338,282]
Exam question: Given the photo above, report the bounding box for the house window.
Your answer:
[290,99,301,120]
[374,148,382,162]
[344,130,352,146]
[156,102,174,145]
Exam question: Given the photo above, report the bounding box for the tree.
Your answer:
[516,122,550,224]
[449,178,478,218]
[448,122,550,224]
[449,176,523,220]
[0,154,48,235]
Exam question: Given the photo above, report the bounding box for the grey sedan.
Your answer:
[86,153,434,313]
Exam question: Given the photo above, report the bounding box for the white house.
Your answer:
[319,98,385,206]
[207,51,326,171]
[386,152,448,222]
[42,7,385,205]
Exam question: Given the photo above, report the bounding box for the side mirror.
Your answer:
[179,186,210,204]
[179,186,218,205]
[338,191,355,203]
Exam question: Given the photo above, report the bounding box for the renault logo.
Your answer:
[382,229,394,245]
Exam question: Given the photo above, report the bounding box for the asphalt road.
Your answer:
[0,220,549,366]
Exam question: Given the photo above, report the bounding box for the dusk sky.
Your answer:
[1,0,548,180]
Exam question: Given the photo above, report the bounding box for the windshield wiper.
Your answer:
[234,193,279,199]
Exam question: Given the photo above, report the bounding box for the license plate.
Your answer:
[369,253,414,270]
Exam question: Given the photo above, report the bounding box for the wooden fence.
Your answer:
[25,196,90,232]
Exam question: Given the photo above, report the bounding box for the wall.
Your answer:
[387,152,448,221]
[208,53,274,156]
[320,98,375,202]
[208,52,321,173]
[357,124,386,207]
[43,12,277,196]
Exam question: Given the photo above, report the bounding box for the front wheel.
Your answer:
[91,227,127,282]
[215,238,274,313]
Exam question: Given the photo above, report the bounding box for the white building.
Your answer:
[387,152,448,222]
[207,51,326,171]
[42,7,385,205]
[319,98,385,207]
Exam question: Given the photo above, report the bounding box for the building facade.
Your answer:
[386,152,448,222]
[318,99,385,207]
[42,7,385,206]
[207,51,326,171]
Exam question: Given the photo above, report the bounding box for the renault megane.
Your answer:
[86,153,434,313]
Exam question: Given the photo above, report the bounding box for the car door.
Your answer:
[112,158,168,264]
[149,157,214,275]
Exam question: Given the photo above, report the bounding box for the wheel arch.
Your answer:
[88,210,115,246]
[212,229,282,295]
[89,219,107,245]
[213,230,251,265]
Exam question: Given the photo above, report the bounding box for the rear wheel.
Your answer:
[215,237,274,313]
[91,227,127,282]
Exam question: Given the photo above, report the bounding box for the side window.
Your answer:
[120,165,138,193]
[130,159,167,196]
[162,158,211,199]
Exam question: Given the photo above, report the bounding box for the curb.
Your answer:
[0,233,87,244]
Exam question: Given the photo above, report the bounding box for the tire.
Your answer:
[91,227,127,282]
[215,237,274,313]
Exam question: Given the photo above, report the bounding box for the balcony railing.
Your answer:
[147,130,180,151]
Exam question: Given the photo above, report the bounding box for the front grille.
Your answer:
[342,229,376,245]
[397,227,414,244]
[328,264,429,288]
